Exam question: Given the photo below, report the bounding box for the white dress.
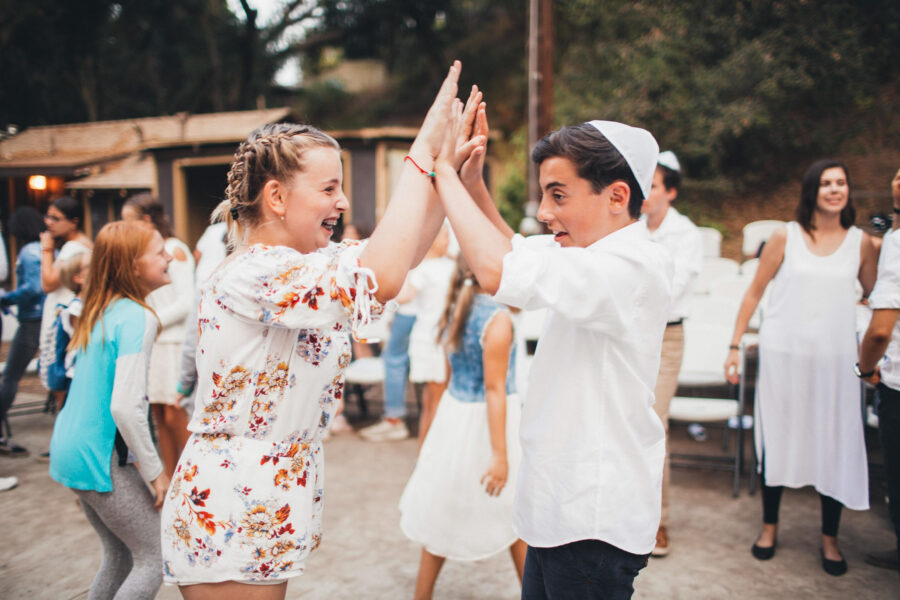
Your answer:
[146,237,195,406]
[755,222,868,509]
[161,240,386,584]
[407,257,455,383]
[400,295,521,560]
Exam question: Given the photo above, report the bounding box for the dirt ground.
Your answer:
[1,383,898,600]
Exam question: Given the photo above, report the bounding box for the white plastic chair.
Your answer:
[697,227,722,258]
[742,220,785,258]
[671,298,750,496]
[694,257,740,295]
[740,258,759,279]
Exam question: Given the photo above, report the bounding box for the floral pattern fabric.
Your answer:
[161,240,385,584]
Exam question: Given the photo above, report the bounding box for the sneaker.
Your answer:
[0,476,18,492]
[0,438,28,457]
[865,549,899,570]
[329,414,352,435]
[652,526,669,557]
[359,418,409,442]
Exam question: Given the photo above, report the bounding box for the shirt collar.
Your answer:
[586,220,648,251]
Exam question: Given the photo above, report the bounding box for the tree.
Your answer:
[0,0,312,127]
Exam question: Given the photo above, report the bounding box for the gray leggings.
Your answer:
[73,461,162,600]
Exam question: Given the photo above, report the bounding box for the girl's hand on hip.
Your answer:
[481,454,508,497]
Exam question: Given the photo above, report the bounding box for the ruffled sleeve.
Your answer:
[212,240,389,337]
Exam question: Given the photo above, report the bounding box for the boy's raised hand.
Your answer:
[409,60,462,161]
[460,102,489,187]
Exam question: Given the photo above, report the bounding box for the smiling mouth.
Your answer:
[322,218,338,231]
[553,231,568,241]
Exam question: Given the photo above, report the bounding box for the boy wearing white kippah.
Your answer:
[432,106,673,599]
[639,150,703,557]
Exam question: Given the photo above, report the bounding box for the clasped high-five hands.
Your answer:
[411,60,490,183]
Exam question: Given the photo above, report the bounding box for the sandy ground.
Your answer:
[1,389,898,600]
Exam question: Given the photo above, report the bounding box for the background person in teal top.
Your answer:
[49,220,172,600]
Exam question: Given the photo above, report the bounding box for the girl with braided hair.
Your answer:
[161,61,485,598]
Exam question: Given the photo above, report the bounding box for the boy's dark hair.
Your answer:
[796,158,855,235]
[8,206,45,243]
[659,165,681,192]
[531,123,645,219]
[51,195,83,226]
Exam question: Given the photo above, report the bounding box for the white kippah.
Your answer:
[657,150,681,173]
[586,120,659,199]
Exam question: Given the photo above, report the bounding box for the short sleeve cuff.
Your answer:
[493,234,547,307]
[334,240,394,339]
[869,281,900,309]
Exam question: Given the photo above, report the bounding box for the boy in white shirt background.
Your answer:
[432,104,673,599]
[857,167,900,577]
[640,150,703,557]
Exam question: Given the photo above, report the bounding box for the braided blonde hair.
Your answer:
[215,123,340,249]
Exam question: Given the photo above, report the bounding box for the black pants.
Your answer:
[522,540,649,600]
[876,383,900,559]
[761,456,843,537]
[0,319,41,437]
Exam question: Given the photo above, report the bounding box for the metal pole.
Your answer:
[524,0,540,232]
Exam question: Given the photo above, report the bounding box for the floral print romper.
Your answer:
[161,240,385,584]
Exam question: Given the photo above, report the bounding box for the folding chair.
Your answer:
[694,257,740,295]
[670,297,750,497]
[698,227,723,258]
[742,220,785,259]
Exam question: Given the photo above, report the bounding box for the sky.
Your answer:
[226,0,311,87]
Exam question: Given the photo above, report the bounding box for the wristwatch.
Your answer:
[854,363,875,378]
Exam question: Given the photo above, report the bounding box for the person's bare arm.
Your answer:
[459,97,515,240]
[858,308,900,385]
[361,62,484,301]
[39,231,61,293]
[859,232,878,297]
[434,103,511,294]
[480,310,513,497]
[724,227,787,384]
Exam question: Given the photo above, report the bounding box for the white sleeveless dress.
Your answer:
[755,222,868,510]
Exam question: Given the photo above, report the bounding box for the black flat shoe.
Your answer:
[751,539,776,560]
[821,548,848,576]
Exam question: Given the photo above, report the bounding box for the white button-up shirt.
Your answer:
[642,207,702,322]
[495,223,673,555]
[869,229,900,391]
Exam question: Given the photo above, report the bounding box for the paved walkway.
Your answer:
[1,392,897,599]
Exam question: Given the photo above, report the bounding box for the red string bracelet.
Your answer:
[404,155,435,179]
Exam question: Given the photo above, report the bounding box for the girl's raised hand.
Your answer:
[409,60,462,160]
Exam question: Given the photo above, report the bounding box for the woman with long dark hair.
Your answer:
[724,159,879,575]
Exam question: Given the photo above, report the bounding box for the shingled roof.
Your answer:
[0,107,292,175]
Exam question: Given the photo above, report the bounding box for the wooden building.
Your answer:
[0,110,438,271]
